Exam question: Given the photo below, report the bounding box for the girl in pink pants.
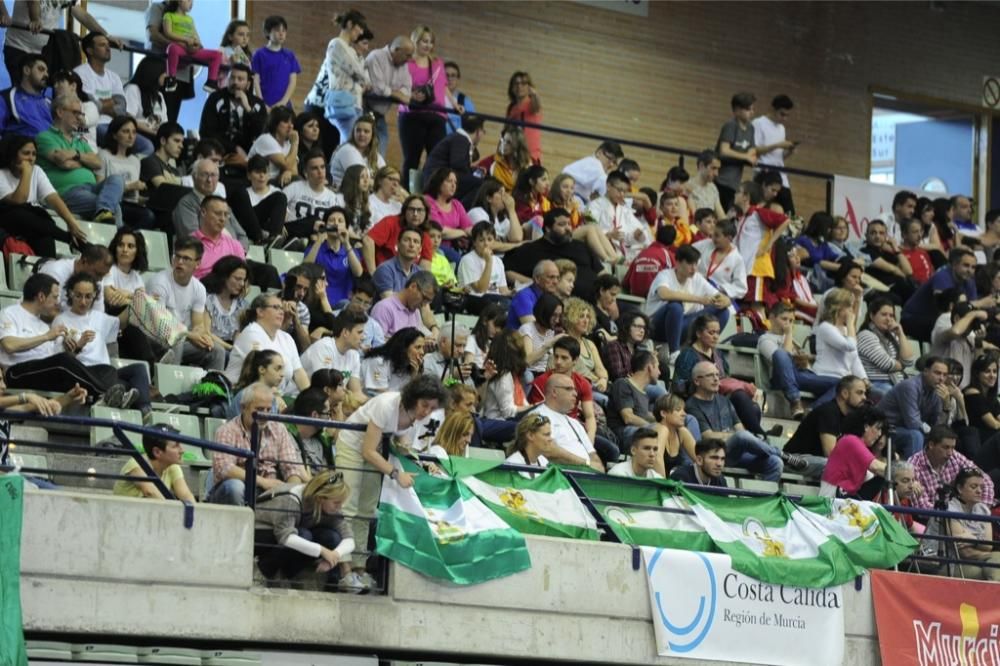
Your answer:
[161,0,223,93]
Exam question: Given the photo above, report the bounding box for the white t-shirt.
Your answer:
[300,337,362,381]
[752,115,788,186]
[73,63,125,125]
[283,181,342,222]
[586,197,651,263]
[328,142,384,190]
[147,269,207,328]
[53,308,118,366]
[735,211,770,272]
[361,355,409,393]
[608,461,663,478]
[336,391,407,454]
[0,166,56,205]
[225,321,303,394]
[368,193,401,225]
[411,407,446,453]
[0,303,58,367]
[533,403,595,462]
[464,334,486,370]
[248,134,291,180]
[123,83,168,127]
[102,265,144,294]
[518,321,554,373]
[247,185,279,207]
[457,251,507,296]
[644,268,719,317]
[40,257,105,313]
[467,207,512,241]
[506,450,549,477]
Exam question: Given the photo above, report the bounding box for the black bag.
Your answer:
[409,60,436,108]
[41,29,83,75]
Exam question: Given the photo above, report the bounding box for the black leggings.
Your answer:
[251,191,288,238]
[727,389,766,437]
[398,112,446,182]
[0,203,74,257]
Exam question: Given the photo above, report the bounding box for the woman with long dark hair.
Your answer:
[99,115,155,229]
[124,56,168,151]
[467,177,523,252]
[856,294,916,397]
[0,135,84,254]
[481,329,531,420]
[201,255,250,348]
[361,327,426,394]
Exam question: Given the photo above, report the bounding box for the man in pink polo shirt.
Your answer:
[192,195,243,280]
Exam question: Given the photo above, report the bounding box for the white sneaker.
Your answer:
[357,572,377,589]
[338,571,369,594]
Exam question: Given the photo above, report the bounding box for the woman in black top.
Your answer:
[963,352,1000,463]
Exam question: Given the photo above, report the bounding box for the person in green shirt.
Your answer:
[112,424,196,501]
[426,220,457,289]
[35,93,125,225]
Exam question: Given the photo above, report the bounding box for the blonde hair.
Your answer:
[302,470,350,522]
[410,24,435,49]
[554,258,577,278]
[821,287,854,324]
[509,412,549,458]
[436,411,474,457]
[563,297,595,334]
[374,165,401,192]
[447,383,477,410]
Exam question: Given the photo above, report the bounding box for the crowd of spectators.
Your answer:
[0,3,996,587]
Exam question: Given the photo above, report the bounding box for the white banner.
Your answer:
[642,547,845,666]
[832,174,951,242]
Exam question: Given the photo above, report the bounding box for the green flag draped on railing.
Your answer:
[0,475,27,666]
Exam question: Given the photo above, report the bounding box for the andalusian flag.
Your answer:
[575,476,715,552]
[0,475,27,666]
[677,486,918,588]
[375,468,531,585]
[462,466,600,540]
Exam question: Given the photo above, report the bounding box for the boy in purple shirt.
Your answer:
[252,15,301,109]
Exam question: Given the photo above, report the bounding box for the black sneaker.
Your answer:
[102,384,126,408]
[202,79,219,93]
[765,424,784,438]
[780,451,808,472]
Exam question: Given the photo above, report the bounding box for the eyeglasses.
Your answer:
[324,471,344,485]
[405,206,427,214]
[173,254,197,264]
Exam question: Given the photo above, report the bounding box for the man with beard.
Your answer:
[0,54,51,136]
[199,64,266,168]
[503,207,604,301]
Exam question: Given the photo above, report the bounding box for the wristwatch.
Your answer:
[388,469,399,481]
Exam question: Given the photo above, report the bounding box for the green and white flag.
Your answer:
[375,466,531,585]
[0,475,27,666]
[678,486,917,588]
[462,466,600,540]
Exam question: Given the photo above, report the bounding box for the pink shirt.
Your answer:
[822,435,876,495]
[425,196,472,234]
[370,294,421,338]
[401,57,448,117]
[192,229,246,279]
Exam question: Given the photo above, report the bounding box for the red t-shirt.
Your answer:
[528,370,593,420]
[624,242,674,298]
[901,247,934,284]
[366,215,434,267]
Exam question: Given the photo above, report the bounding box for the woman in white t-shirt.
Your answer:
[505,412,553,474]
[0,135,85,255]
[101,228,158,365]
[123,57,167,154]
[248,106,299,186]
[334,375,446,579]
[517,293,563,375]
[361,327,426,395]
[224,294,309,395]
[467,178,523,252]
[99,116,154,229]
[368,165,405,225]
[328,114,385,190]
[53,272,152,415]
[200,255,250,348]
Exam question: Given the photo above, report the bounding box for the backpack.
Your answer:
[2,236,34,262]
[41,30,83,76]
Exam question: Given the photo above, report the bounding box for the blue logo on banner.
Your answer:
[647,549,717,653]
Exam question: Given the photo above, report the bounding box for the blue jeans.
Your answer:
[331,106,363,151]
[726,431,783,481]
[869,380,893,400]
[595,435,620,465]
[892,427,925,459]
[61,174,125,225]
[769,350,839,404]
[646,382,668,402]
[374,113,389,158]
[652,302,730,352]
[207,477,246,506]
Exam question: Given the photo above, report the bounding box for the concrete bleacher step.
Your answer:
[21,450,207,494]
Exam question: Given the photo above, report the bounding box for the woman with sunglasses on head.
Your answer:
[505,71,542,164]
[254,469,354,589]
[506,412,554,470]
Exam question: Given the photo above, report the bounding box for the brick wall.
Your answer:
[247,0,1000,216]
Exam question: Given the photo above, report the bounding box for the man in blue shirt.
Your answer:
[879,356,951,458]
[901,247,989,342]
[0,54,52,137]
[372,228,423,298]
[506,259,559,329]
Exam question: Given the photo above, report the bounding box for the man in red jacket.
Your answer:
[623,224,676,298]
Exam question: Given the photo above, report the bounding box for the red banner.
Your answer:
[871,570,1000,666]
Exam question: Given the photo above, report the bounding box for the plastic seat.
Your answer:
[79,221,117,246]
[90,405,143,448]
[155,363,207,397]
[247,245,266,263]
[268,249,304,278]
[149,412,207,462]
[782,482,820,497]
[8,253,41,291]
[203,416,228,442]
[737,478,780,494]
[143,229,171,273]
[109,357,151,386]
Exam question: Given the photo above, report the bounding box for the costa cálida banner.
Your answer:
[642,547,844,665]
[871,569,1000,666]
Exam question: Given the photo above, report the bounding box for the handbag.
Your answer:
[128,290,188,347]
[409,60,437,108]
[324,88,358,121]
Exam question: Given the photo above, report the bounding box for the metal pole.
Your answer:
[245,418,260,508]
